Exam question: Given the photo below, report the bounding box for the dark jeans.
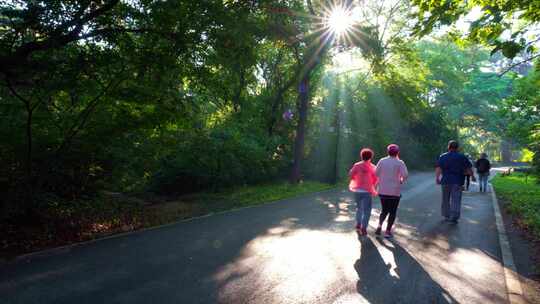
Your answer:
[379,195,401,231]
[441,184,462,220]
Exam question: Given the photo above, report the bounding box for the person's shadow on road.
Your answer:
[354,237,458,304]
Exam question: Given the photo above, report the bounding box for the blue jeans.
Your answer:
[478,173,489,192]
[354,192,372,228]
[441,184,462,220]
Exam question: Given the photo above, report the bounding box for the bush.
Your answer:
[148,128,284,195]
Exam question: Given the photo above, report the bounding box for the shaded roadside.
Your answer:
[490,167,540,304]
[0,181,335,261]
[498,194,540,304]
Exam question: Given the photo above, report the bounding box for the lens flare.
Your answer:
[326,6,353,35]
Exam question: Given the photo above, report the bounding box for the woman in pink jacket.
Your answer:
[349,148,378,236]
[375,144,408,238]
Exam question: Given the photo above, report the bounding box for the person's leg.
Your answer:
[386,197,401,231]
[355,193,362,229]
[379,197,390,226]
[482,174,489,192]
[478,174,482,192]
[478,179,482,192]
[465,175,470,191]
[479,174,487,192]
[377,196,389,235]
[360,195,372,233]
[480,174,484,192]
[449,184,463,221]
[441,185,451,219]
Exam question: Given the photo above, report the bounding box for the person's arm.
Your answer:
[375,160,382,177]
[435,166,442,184]
[349,165,357,179]
[371,164,379,186]
[435,156,442,184]
[401,162,409,183]
[466,167,476,181]
[465,158,476,181]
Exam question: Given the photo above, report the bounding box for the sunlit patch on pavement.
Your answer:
[374,240,400,279]
[214,228,360,303]
[408,236,507,303]
[331,292,370,304]
[335,214,353,222]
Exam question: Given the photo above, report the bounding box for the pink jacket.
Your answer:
[375,156,408,197]
[349,161,378,195]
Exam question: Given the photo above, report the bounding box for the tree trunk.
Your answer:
[289,76,309,183]
[501,139,512,163]
[268,87,286,136]
[24,102,34,208]
[25,106,33,182]
[333,107,342,184]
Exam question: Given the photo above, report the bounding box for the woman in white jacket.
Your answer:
[375,144,408,238]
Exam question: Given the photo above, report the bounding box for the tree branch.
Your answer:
[0,1,120,72]
[56,74,124,154]
[5,77,31,106]
[306,0,316,16]
[498,53,540,76]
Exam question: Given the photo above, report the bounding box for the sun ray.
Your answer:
[325,5,353,36]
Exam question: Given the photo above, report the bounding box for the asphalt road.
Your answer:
[1,172,508,304]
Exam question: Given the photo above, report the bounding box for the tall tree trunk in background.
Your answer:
[333,107,343,184]
[24,103,34,201]
[6,79,37,207]
[290,76,310,183]
[332,106,341,184]
[288,0,343,183]
[268,78,296,136]
[501,139,512,163]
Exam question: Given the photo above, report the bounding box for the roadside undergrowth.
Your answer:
[1,180,334,259]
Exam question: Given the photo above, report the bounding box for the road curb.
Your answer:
[2,187,341,266]
[490,184,526,304]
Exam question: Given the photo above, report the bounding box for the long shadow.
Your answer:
[355,237,457,303]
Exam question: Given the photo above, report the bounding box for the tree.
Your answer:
[1,1,303,212]
[412,0,540,73]
[499,64,540,167]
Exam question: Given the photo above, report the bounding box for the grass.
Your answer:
[1,180,335,259]
[207,180,335,207]
[492,172,540,237]
[142,181,336,226]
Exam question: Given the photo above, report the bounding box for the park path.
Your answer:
[0,172,508,304]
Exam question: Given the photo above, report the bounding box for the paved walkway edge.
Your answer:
[2,187,340,265]
[491,184,526,304]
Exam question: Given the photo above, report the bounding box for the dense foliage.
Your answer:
[500,65,540,172]
[1,0,538,227]
[413,0,540,169]
[413,0,540,60]
[1,1,306,217]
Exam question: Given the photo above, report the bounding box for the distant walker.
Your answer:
[475,153,491,193]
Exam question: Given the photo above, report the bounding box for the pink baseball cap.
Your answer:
[387,144,400,155]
